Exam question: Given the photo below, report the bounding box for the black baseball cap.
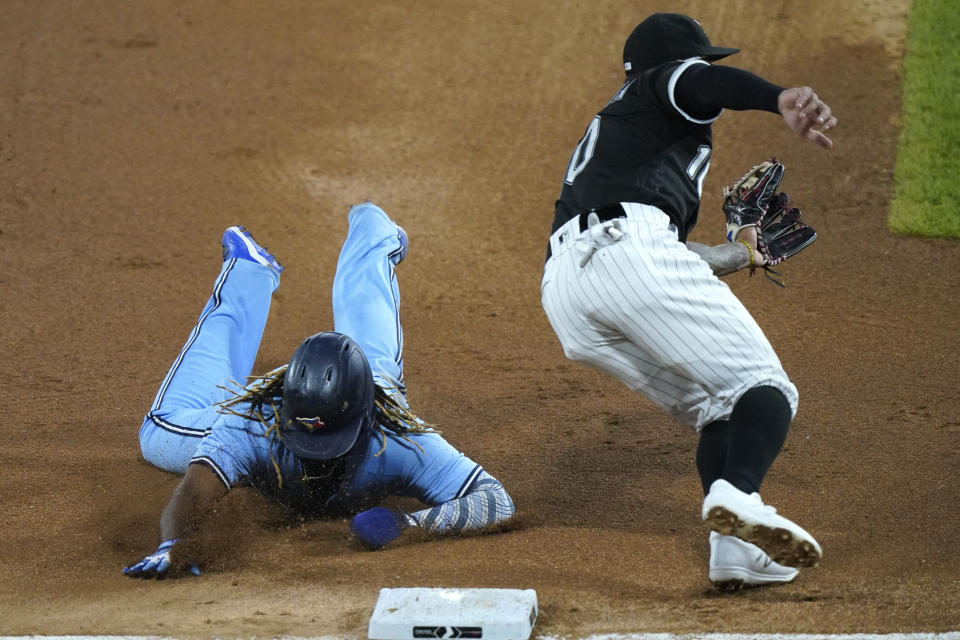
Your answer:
[622,13,739,74]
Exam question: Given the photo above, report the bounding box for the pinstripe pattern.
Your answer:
[541,203,797,429]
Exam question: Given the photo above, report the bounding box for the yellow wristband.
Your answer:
[737,238,755,268]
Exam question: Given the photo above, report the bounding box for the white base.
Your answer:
[367,587,538,640]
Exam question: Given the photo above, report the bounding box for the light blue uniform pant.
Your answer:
[139,203,407,473]
[333,202,407,396]
[139,257,278,473]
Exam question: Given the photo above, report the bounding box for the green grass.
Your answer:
[888,0,960,238]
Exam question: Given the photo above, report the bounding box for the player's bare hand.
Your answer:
[736,226,769,268]
[778,87,837,149]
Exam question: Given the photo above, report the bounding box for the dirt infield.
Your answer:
[2,0,957,636]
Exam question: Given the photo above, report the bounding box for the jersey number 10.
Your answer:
[564,116,601,185]
[564,117,712,198]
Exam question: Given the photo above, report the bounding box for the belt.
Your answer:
[546,204,625,260]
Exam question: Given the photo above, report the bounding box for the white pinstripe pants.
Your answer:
[540,203,798,430]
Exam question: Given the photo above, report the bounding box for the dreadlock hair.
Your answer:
[217,364,436,472]
[371,385,437,456]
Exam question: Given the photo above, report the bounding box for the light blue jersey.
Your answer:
[139,203,481,516]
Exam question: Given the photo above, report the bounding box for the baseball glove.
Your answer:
[722,159,817,286]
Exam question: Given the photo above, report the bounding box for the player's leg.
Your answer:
[550,331,807,581]
[569,209,798,435]
[699,387,820,570]
[631,229,820,566]
[332,202,408,396]
[696,420,729,494]
[139,228,282,474]
[696,387,790,495]
[545,224,794,425]
[701,391,800,587]
[721,385,792,494]
[591,228,818,566]
[543,204,818,567]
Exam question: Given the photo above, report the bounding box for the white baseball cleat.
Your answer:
[702,479,822,568]
[709,531,799,590]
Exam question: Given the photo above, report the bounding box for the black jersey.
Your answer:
[553,59,720,242]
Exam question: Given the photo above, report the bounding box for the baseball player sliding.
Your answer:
[125,202,514,578]
[540,13,837,589]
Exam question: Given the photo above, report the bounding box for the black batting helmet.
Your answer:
[622,13,739,75]
[278,332,376,460]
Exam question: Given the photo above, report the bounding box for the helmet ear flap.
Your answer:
[278,332,376,460]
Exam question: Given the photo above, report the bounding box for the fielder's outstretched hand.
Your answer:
[778,87,837,149]
[123,538,201,579]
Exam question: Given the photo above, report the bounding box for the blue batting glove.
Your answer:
[123,539,201,578]
[349,507,410,549]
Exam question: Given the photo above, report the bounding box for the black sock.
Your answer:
[722,386,792,494]
[696,420,729,495]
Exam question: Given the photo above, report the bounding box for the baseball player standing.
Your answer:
[540,13,837,589]
[125,202,514,578]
